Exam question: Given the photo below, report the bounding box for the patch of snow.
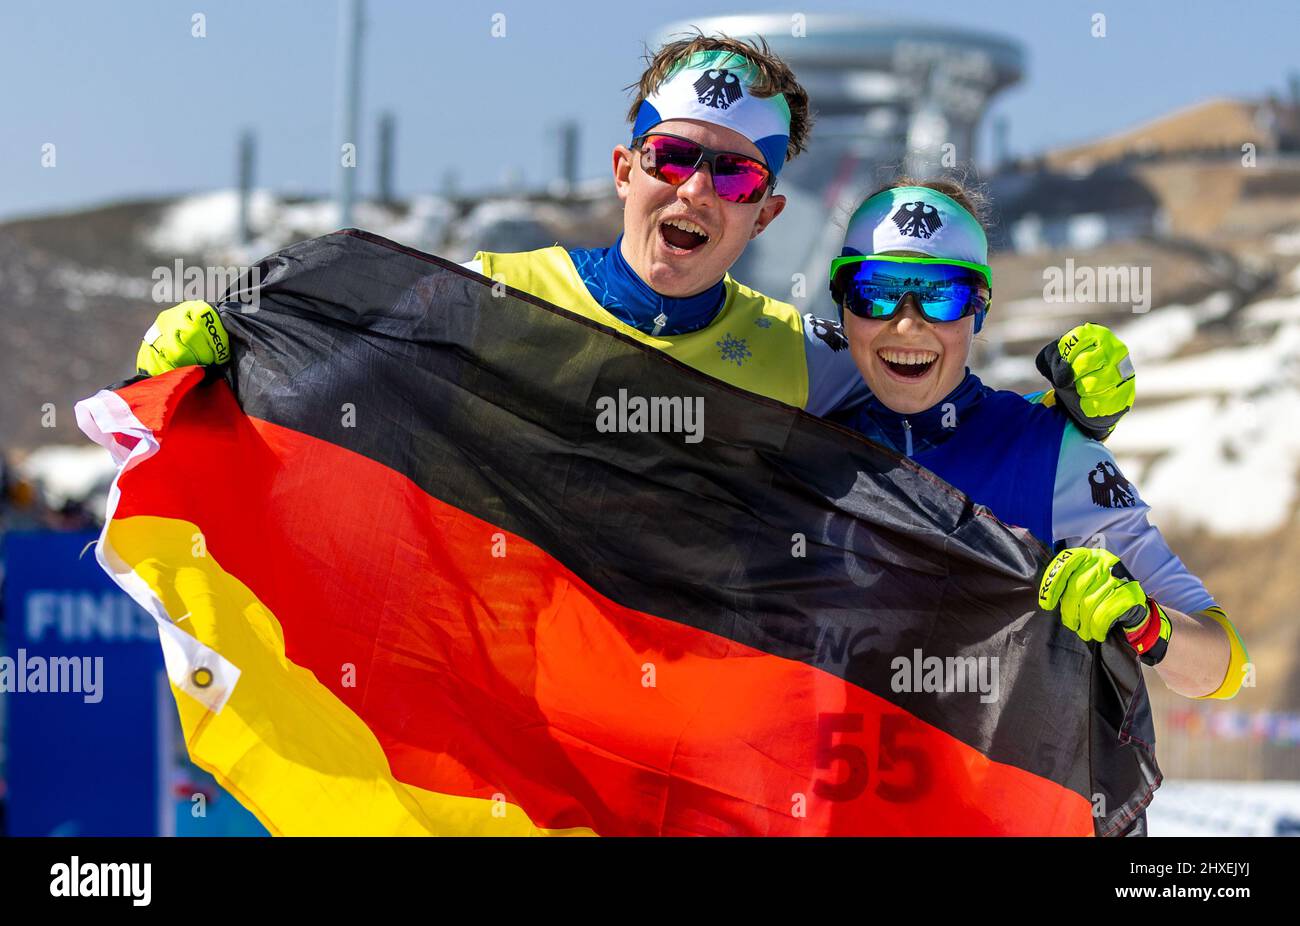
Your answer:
[381,195,455,253]
[1148,779,1300,836]
[18,445,118,508]
[987,314,1074,346]
[1099,312,1300,536]
[978,353,1037,388]
[1269,227,1300,256]
[1135,322,1300,398]
[1134,387,1300,535]
[1106,293,1233,365]
[1113,306,1199,364]
[145,190,279,255]
[52,266,153,302]
[51,265,154,312]
[1106,396,1222,456]
[1189,290,1234,323]
[1242,293,1300,327]
[144,190,459,262]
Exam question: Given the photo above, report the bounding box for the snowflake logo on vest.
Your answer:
[808,316,848,352]
[1088,460,1136,509]
[693,68,743,110]
[716,333,752,366]
[891,201,943,239]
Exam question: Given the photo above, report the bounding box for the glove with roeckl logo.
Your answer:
[1036,323,1136,441]
[135,300,231,376]
[1038,547,1171,664]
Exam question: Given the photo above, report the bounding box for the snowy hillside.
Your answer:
[984,229,1300,539]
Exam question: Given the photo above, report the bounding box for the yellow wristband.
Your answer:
[1193,607,1249,701]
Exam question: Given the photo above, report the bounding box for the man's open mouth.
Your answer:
[878,348,938,379]
[659,217,709,253]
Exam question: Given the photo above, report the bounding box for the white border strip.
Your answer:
[75,388,241,713]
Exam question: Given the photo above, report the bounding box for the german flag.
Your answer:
[76,230,1160,836]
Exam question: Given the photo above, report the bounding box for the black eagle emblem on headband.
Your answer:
[693,68,743,109]
[891,202,943,239]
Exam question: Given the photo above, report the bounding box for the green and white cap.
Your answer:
[840,185,988,264]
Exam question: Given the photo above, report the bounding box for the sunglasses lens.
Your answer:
[641,136,701,186]
[639,135,771,203]
[920,283,989,321]
[713,154,771,204]
[836,261,990,322]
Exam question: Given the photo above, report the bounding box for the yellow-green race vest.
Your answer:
[475,247,810,408]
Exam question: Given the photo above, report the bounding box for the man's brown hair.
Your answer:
[625,30,813,165]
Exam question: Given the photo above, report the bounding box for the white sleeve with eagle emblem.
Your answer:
[802,314,871,416]
[1052,424,1217,615]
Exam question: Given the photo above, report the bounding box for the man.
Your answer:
[137,34,1134,438]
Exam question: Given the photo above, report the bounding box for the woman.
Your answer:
[826,179,1247,708]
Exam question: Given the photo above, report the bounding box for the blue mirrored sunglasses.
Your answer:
[829,255,992,323]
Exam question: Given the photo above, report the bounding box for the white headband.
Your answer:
[632,49,792,175]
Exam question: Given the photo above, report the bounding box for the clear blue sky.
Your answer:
[0,0,1296,220]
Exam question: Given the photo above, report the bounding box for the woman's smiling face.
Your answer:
[841,252,976,414]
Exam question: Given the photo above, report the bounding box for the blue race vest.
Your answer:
[913,391,1066,549]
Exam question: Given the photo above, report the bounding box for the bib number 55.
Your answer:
[812,711,932,803]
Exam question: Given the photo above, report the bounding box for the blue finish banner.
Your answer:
[3,530,262,836]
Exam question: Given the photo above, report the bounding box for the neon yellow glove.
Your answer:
[1037,547,1151,644]
[1035,323,1135,441]
[135,301,231,376]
